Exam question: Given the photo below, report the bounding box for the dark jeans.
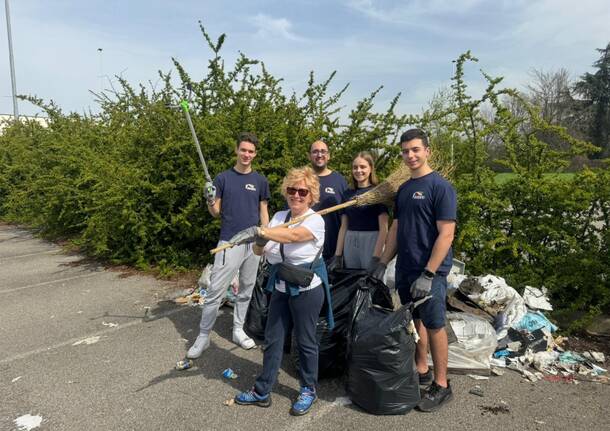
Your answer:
[254,286,325,395]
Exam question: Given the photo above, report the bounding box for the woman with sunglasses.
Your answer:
[328,151,389,272]
[227,166,333,416]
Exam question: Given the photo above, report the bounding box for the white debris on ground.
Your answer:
[451,274,608,384]
[13,414,43,431]
[101,321,118,328]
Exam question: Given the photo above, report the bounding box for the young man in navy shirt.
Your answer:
[309,139,348,261]
[371,129,457,412]
[187,132,270,358]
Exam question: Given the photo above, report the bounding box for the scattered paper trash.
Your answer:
[223,398,235,406]
[582,351,605,363]
[332,396,352,406]
[13,414,43,431]
[12,376,22,383]
[469,385,484,397]
[522,286,553,311]
[468,374,490,380]
[101,321,118,328]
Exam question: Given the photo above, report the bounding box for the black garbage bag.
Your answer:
[243,261,271,342]
[294,270,394,378]
[347,283,419,415]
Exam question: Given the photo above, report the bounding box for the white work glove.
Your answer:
[204,182,216,206]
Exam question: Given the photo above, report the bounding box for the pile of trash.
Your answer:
[170,264,237,307]
[449,273,608,384]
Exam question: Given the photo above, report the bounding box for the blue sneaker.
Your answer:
[234,388,271,408]
[290,386,317,416]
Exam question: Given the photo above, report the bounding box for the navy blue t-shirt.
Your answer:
[214,168,270,241]
[395,171,457,275]
[342,186,388,231]
[312,171,348,259]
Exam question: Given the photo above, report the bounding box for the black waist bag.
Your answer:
[276,262,315,287]
[276,211,321,288]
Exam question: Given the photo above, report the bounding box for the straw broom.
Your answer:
[210,163,413,255]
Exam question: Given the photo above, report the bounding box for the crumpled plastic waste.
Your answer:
[559,351,585,365]
[581,351,605,363]
[432,313,497,373]
[383,257,396,290]
[460,275,527,339]
[522,286,553,311]
[514,311,558,333]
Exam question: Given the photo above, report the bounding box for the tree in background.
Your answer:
[574,43,610,158]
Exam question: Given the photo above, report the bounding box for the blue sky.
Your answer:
[1,0,609,117]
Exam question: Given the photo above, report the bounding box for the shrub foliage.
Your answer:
[1,27,608,320]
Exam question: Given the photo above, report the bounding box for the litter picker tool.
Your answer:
[210,164,414,255]
[180,99,213,184]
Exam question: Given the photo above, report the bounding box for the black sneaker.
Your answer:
[417,381,453,412]
[418,369,433,386]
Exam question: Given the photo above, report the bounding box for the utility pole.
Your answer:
[4,0,19,121]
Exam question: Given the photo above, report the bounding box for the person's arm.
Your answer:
[425,220,455,273]
[207,198,221,218]
[259,225,314,244]
[259,200,269,227]
[379,219,398,264]
[334,214,348,257]
[373,212,389,257]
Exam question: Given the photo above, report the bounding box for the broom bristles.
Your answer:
[354,159,452,207]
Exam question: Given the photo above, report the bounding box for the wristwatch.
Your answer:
[423,269,436,278]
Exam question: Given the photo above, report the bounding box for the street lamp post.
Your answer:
[4,0,19,121]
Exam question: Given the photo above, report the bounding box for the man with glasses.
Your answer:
[187,132,270,359]
[370,128,457,412]
[309,139,348,262]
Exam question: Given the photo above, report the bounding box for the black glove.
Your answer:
[366,256,381,274]
[327,255,343,273]
[255,232,269,247]
[410,272,434,299]
[204,181,217,206]
[368,259,387,280]
[228,226,260,246]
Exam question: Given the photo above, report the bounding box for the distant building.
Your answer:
[0,114,49,134]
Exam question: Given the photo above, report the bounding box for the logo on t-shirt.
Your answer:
[245,184,257,192]
[412,191,425,200]
[325,187,335,194]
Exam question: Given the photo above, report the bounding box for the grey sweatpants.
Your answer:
[197,241,260,335]
[343,230,379,270]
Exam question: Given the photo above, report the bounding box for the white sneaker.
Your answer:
[187,333,210,359]
[233,328,256,350]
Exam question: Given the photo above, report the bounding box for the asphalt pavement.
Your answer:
[1,224,608,430]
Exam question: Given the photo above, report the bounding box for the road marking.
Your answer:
[281,396,351,430]
[0,249,60,261]
[0,273,103,294]
[0,306,186,365]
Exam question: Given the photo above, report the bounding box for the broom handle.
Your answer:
[210,199,358,254]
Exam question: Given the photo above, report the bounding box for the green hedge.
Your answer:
[1,28,608,323]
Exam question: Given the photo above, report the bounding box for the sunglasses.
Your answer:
[286,187,310,197]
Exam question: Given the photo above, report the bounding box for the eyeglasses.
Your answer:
[286,187,310,197]
[311,149,328,155]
